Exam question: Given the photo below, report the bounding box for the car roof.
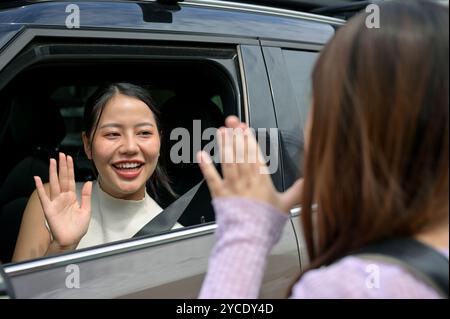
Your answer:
[0,0,343,48]
[223,0,380,20]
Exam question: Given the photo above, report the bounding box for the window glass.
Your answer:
[282,50,318,128]
[280,50,318,179]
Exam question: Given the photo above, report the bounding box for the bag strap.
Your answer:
[133,180,204,238]
[352,238,449,298]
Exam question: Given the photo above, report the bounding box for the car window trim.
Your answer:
[237,45,249,123]
[3,223,217,276]
[182,0,345,26]
[0,27,260,73]
[260,39,324,51]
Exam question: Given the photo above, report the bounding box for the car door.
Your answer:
[0,30,301,299]
[261,44,321,268]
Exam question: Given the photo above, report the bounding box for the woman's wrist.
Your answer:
[45,240,78,256]
[212,196,289,246]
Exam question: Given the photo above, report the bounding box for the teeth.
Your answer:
[115,163,141,169]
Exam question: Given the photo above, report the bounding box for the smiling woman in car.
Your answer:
[12,83,179,262]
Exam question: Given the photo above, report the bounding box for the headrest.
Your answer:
[159,94,224,199]
[161,94,224,137]
[0,157,49,206]
[9,93,66,150]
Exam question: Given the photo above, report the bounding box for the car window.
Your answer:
[0,43,239,264]
[282,49,318,130]
[280,49,318,179]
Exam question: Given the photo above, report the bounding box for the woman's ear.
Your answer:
[82,132,93,160]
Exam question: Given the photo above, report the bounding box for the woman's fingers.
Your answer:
[202,115,274,198]
[225,115,242,129]
[197,151,223,198]
[235,128,252,178]
[222,116,264,185]
[242,127,260,176]
[67,155,76,193]
[34,176,51,213]
[49,158,60,200]
[58,153,69,193]
[225,115,249,129]
[224,116,263,174]
[221,127,239,184]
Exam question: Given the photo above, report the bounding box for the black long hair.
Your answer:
[83,82,176,203]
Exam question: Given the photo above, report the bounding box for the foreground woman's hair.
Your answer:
[299,0,449,279]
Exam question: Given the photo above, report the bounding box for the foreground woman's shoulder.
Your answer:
[291,256,443,299]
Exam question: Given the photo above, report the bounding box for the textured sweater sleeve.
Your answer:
[199,197,289,299]
[199,198,447,299]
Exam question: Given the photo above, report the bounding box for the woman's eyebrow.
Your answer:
[99,123,121,129]
[99,122,155,129]
[135,122,155,128]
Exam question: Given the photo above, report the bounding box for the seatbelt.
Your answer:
[352,238,449,298]
[133,179,204,238]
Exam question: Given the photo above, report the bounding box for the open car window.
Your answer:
[0,40,240,264]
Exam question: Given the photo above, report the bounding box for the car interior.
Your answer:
[0,47,238,263]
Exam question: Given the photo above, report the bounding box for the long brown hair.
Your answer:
[298,0,449,282]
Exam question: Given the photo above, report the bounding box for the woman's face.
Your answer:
[83,93,161,200]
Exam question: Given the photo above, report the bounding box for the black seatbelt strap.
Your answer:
[352,238,449,298]
[133,180,204,238]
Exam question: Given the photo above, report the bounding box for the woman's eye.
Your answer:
[105,132,120,138]
[139,131,153,136]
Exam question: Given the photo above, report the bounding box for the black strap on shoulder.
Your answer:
[133,180,204,238]
[352,238,449,298]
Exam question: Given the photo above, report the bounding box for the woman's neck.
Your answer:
[97,179,145,201]
[414,220,449,251]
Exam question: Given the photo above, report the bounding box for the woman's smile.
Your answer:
[111,161,145,180]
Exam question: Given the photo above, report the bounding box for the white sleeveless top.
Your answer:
[76,181,177,249]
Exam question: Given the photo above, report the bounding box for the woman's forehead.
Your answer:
[100,94,156,123]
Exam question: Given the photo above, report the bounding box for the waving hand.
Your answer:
[197,116,303,214]
[34,153,92,248]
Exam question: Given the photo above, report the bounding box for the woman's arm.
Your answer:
[12,183,80,262]
[199,197,289,298]
[12,184,53,262]
[197,116,303,298]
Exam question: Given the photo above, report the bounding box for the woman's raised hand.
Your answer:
[197,116,303,214]
[34,152,92,248]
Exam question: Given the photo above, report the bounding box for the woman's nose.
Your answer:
[120,135,139,154]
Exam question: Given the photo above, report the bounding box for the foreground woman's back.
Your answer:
[198,0,449,299]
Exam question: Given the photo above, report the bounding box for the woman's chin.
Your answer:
[100,170,151,199]
[108,181,146,200]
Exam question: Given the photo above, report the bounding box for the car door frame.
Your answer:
[261,42,325,269]
[0,27,301,298]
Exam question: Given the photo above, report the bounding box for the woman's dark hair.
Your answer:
[83,82,176,202]
[296,0,448,286]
